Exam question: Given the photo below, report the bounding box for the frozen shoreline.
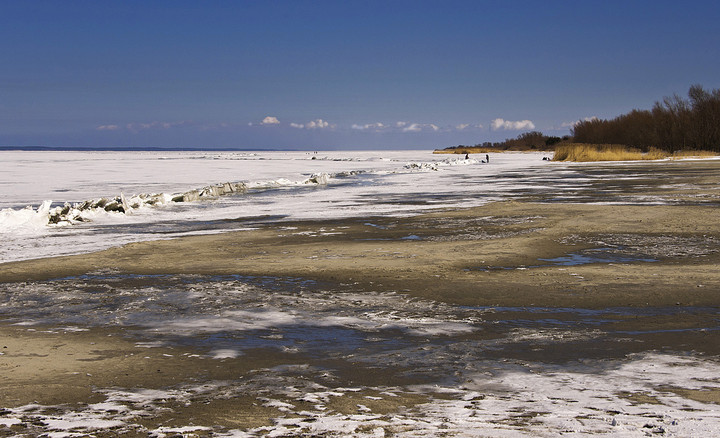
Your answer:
[1,150,548,263]
[4,150,718,264]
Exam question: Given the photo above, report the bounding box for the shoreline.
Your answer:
[2,159,720,435]
[2,201,719,308]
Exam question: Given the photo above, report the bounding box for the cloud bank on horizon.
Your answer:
[98,117,538,133]
[2,1,719,149]
[95,116,541,137]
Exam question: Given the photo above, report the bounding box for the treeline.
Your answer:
[573,85,720,152]
[448,131,570,152]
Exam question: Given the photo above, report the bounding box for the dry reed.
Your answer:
[553,144,669,162]
[671,150,720,158]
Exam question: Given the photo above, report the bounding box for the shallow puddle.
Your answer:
[539,248,658,266]
[472,246,659,272]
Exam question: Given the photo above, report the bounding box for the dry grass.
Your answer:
[437,144,719,161]
[553,144,668,162]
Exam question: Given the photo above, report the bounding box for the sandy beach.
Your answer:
[2,159,720,436]
[3,200,720,308]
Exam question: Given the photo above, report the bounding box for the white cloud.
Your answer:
[491,118,536,131]
[351,122,387,131]
[306,119,330,129]
[561,116,599,128]
[124,121,190,132]
[349,120,487,133]
[261,116,280,125]
[291,119,333,129]
[456,123,483,130]
[96,124,119,131]
[402,123,440,133]
[403,123,422,132]
[140,122,169,129]
[352,120,449,133]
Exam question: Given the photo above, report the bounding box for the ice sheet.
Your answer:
[0,150,557,262]
[1,150,710,263]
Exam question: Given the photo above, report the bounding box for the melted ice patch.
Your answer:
[0,275,479,359]
[147,307,475,339]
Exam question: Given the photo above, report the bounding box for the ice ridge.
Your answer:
[1,171,344,231]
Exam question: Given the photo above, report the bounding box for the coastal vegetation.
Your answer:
[573,85,720,153]
[436,85,720,161]
[553,144,718,162]
[435,131,569,154]
[553,144,666,161]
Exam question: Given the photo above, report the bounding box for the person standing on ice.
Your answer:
[486,154,489,163]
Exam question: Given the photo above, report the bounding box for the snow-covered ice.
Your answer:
[2,150,555,262]
[3,149,708,262]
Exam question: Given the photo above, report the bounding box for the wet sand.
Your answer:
[2,159,720,435]
[2,201,719,308]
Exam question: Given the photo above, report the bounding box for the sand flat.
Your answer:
[1,160,720,436]
[2,201,718,308]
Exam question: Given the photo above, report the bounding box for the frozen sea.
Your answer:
[0,149,561,263]
[2,149,720,437]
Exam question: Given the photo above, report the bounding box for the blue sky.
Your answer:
[2,0,719,150]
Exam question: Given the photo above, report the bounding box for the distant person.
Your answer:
[465,153,469,160]
[486,154,489,163]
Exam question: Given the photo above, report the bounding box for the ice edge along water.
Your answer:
[0,152,492,231]
[0,150,514,262]
[0,172,337,231]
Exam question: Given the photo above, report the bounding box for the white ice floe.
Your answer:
[151,425,212,436]
[0,200,53,233]
[0,418,21,427]
[209,348,243,359]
